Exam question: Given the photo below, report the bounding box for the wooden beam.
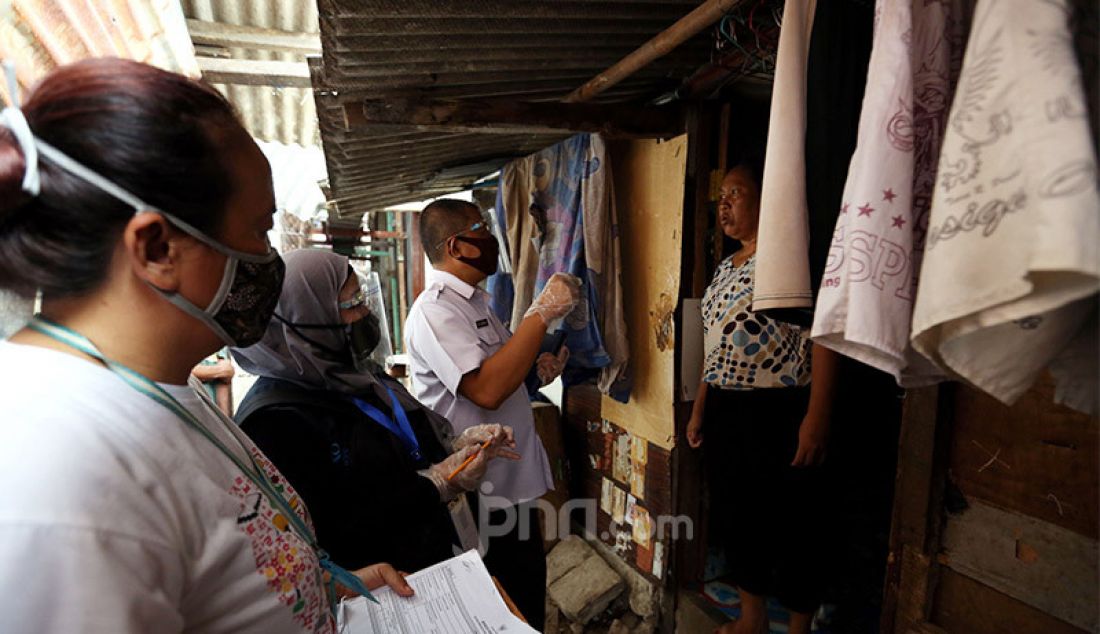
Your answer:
[187,19,321,54]
[342,98,680,138]
[196,57,312,87]
[563,0,742,102]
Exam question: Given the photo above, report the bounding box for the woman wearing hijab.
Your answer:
[232,249,518,574]
[0,59,408,633]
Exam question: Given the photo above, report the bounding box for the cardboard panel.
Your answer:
[679,298,704,402]
[602,135,688,449]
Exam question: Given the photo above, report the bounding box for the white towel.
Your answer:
[812,0,965,386]
[753,0,816,312]
[911,0,1100,406]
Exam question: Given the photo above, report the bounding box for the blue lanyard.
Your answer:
[351,388,422,462]
[27,316,378,607]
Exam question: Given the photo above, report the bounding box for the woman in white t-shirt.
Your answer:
[0,58,411,633]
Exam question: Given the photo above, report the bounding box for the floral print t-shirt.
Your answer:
[702,254,811,390]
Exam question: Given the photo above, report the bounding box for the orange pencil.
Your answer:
[447,438,492,481]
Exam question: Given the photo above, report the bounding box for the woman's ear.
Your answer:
[122,213,185,293]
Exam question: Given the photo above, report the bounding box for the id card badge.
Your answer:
[448,495,479,552]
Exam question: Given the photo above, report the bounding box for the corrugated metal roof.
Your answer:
[314,0,724,224]
[0,0,198,101]
[181,0,320,148]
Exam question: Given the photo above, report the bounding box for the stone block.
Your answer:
[608,612,641,634]
[548,552,626,625]
[588,534,660,618]
[547,535,596,586]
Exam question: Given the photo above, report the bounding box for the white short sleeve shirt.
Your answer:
[404,270,553,509]
[0,341,334,634]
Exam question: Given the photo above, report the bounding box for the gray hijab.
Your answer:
[231,248,455,448]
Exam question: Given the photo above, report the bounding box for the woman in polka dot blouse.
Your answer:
[686,162,840,634]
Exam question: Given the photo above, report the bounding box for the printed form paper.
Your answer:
[337,549,538,634]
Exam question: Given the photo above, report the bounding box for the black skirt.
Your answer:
[702,383,826,614]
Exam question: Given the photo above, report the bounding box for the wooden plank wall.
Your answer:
[885,374,1099,634]
[932,375,1099,633]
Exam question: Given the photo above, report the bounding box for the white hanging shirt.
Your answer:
[812,0,963,387]
[911,0,1100,405]
[0,341,334,634]
[753,0,817,312]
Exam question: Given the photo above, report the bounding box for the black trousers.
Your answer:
[703,384,826,615]
[480,501,546,630]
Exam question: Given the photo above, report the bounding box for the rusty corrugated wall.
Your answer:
[0,0,198,100]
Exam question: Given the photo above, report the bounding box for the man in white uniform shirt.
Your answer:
[404,199,579,629]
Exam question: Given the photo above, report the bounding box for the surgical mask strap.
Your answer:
[273,312,348,357]
[34,137,275,264]
[1,63,40,195]
[0,61,274,266]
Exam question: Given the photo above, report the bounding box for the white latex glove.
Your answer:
[420,445,488,501]
[536,346,570,386]
[524,273,581,326]
[453,424,520,461]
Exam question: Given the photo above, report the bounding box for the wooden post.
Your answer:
[672,102,716,607]
[712,103,731,270]
[882,384,955,634]
[409,211,425,303]
[394,212,408,346]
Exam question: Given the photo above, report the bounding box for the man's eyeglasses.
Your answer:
[433,212,494,251]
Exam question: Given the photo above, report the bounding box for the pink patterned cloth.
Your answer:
[812,0,967,387]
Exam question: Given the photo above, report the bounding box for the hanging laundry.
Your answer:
[812,0,968,387]
[803,0,875,300]
[911,0,1100,408]
[488,134,631,401]
[752,0,817,317]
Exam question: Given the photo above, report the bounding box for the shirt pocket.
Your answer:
[475,322,503,351]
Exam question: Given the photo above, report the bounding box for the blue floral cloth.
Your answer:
[487,134,631,401]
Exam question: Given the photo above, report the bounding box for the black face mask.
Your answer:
[274,312,382,373]
[453,235,500,276]
[347,312,382,371]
